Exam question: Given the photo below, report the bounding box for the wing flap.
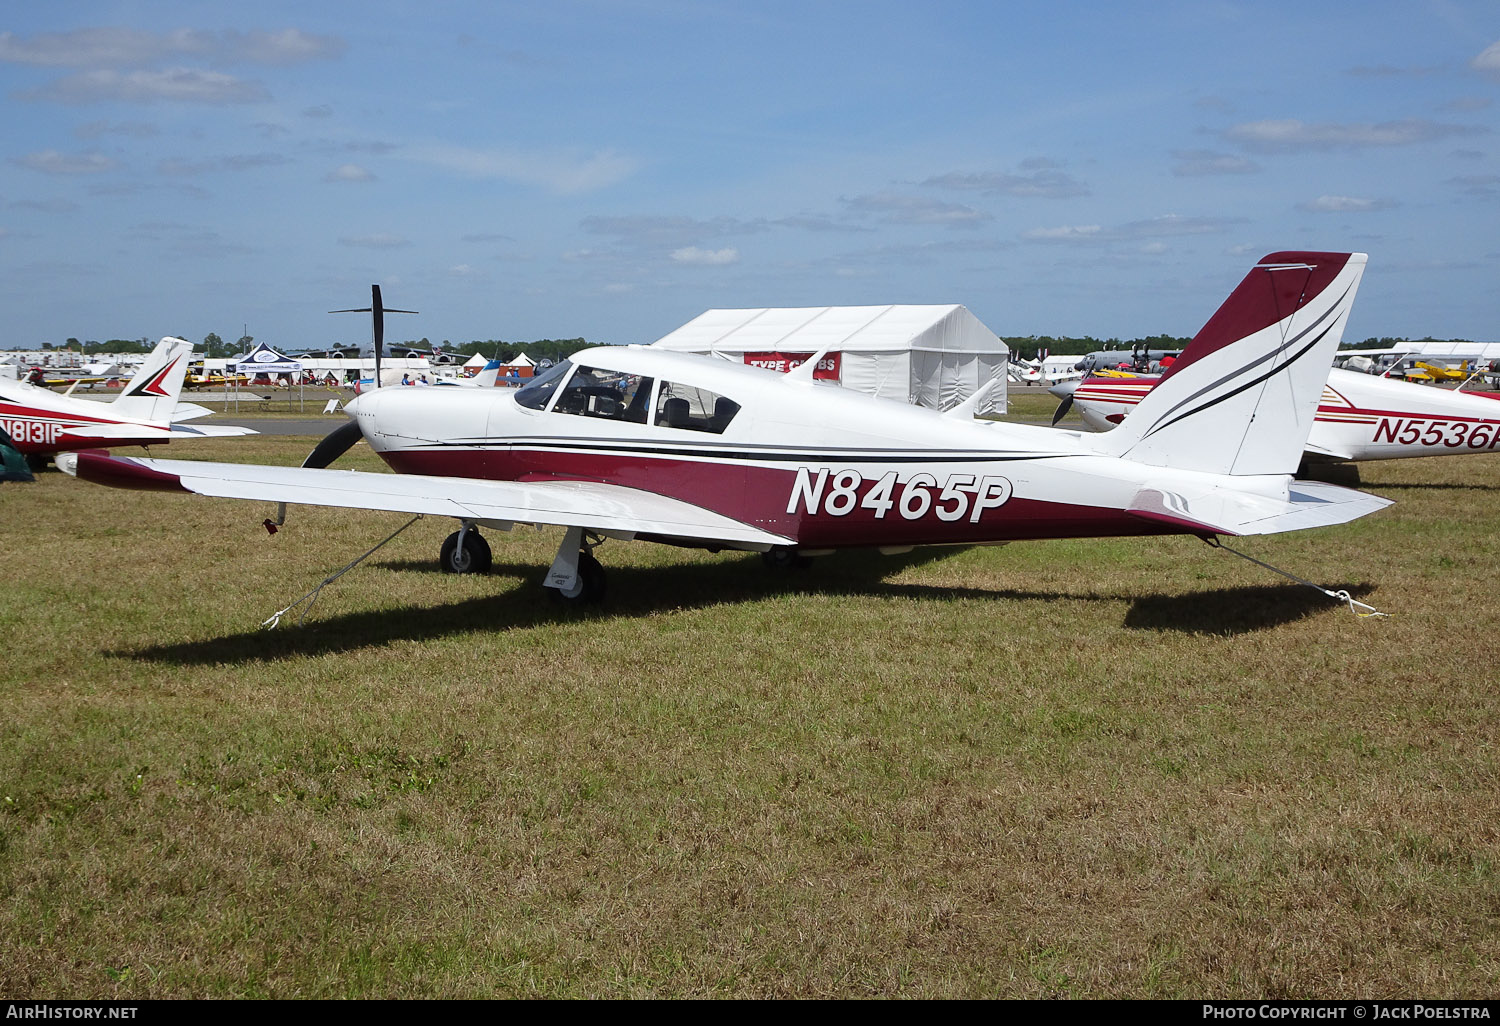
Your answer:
[1128,481,1392,537]
[64,453,790,547]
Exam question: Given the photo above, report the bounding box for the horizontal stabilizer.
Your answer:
[55,423,258,445]
[1127,480,1391,537]
[59,454,791,548]
[165,424,258,439]
[1302,439,1354,461]
[170,402,215,422]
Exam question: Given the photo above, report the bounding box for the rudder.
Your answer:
[111,337,194,423]
[1097,252,1365,476]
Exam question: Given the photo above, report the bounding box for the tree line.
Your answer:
[35,333,1489,363]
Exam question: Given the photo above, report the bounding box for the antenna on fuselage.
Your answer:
[330,285,418,390]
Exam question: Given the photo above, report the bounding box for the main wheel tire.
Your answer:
[439,530,492,575]
[25,454,48,473]
[553,550,606,603]
[761,546,812,571]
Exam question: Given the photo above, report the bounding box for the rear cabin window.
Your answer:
[514,360,573,411]
[654,381,740,434]
[552,366,654,424]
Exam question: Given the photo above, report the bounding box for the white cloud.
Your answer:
[157,153,288,176]
[842,192,991,228]
[10,149,117,175]
[1297,195,1396,213]
[1171,149,1261,176]
[0,27,343,68]
[1022,214,1239,244]
[1472,40,1500,78]
[1022,224,1102,241]
[75,120,158,139]
[411,144,635,194]
[1224,118,1479,153]
[582,214,763,247]
[921,167,1088,198]
[22,68,270,105]
[325,163,374,182]
[671,246,739,266]
[339,233,410,248]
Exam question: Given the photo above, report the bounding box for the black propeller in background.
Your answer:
[329,284,418,393]
[308,285,419,469]
[303,419,363,469]
[1048,379,1079,426]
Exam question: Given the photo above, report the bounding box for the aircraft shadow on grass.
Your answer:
[1122,582,1377,634]
[118,548,1374,665]
[1363,481,1500,493]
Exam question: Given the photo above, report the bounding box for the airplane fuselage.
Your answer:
[1065,368,1500,462]
[349,347,1293,549]
[0,380,166,454]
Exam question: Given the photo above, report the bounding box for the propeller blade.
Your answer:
[1051,393,1074,426]
[303,419,364,469]
[1048,379,1079,426]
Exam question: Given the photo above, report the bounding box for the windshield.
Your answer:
[514,359,573,410]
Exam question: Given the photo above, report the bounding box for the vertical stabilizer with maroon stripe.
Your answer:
[1096,252,1365,476]
[110,337,194,423]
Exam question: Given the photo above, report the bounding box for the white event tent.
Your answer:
[650,305,1008,414]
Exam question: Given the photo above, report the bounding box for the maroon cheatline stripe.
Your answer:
[76,452,187,492]
[1161,251,1352,383]
[381,447,1188,546]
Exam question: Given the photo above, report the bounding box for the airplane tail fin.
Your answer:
[473,359,503,387]
[111,337,194,422]
[1095,252,1365,476]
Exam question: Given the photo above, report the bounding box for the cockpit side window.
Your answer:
[514,360,573,411]
[552,366,655,424]
[654,381,740,434]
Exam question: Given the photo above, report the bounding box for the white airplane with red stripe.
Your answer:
[61,252,1389,604]
[1053,363,1500,465]
[0,336,255,466]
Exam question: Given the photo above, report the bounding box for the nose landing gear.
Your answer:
[439,523,493,574]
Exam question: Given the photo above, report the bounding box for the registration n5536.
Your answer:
[787,467,1013,522]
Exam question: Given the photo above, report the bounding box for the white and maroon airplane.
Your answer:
[1051,363,1500,465]
[61,252,1389,604]
[0,336,255,469]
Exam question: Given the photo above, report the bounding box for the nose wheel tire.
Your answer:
[439,529,492,575]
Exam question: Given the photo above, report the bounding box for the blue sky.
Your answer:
[1,1,1496,350]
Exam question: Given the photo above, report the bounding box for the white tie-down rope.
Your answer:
[1203,536,1389,618]
[262,515,425,629]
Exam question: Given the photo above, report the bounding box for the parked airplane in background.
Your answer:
[1072,345,1183,376]
[1008,353,1084,386]
[0,337,256,470]
[61,253,1389,612]
[1050,364,1500,466]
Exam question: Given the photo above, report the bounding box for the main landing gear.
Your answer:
[437,522,606,603]
[439,524,492,575]
[544,525,607,603]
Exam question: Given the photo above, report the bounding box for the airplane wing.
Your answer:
[58,453,792,548]
[1127,481,1392,537]
[56,423,258,444]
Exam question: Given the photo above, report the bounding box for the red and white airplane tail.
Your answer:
[1098,252,1365,476]
[110,337,194,422]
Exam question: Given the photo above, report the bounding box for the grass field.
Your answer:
[1,432,1497,998]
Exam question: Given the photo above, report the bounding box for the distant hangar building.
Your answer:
[649,304,1009,414]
